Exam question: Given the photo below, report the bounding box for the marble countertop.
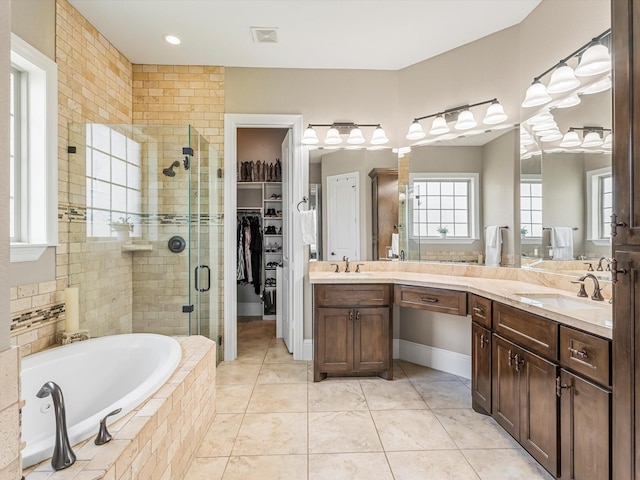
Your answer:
[309,270,612,339]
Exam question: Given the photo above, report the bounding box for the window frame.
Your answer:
[586,166,613,246]
[9,67,22,243]
[520,174,543,243]
[10,33,58,263]
[408,172,479,244]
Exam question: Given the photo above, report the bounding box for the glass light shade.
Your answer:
[454,110,477,130]
[301,126,319,145]
[370,126,389,145]
[540,131,563,142]
[347,127,365,145]
[555,93,581,109]
[429,115,450,135]
[531,120,558,132]
[559,131,582,147]
[603,133,613,149]
[582,131,603,147]
[536,128,561,138]
[581,76,612,95]
[483,101,508,125]
[575,43,612,77]
[324,127,342,145]
[406,120,426,140]
[527,111,554,125]
[520,134,534,146]
[522,80,552,107]
[546,62,580,94]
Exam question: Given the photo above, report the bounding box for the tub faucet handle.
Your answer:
[94,408,122,445]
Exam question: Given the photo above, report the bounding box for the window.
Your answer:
[10,34,58,262]
[85,125,142,238]
[587,167,612,243]
[520,177,543,238]
[409,173,479,241]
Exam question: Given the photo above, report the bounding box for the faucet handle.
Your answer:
[584,263,594,272]
[355,264,365,273]
[330,263,340,273]
[571,280,588,298]
[94,408,122,445]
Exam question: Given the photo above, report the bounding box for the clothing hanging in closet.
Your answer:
[236,215,262,294]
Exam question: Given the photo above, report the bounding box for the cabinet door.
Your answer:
[519,349,559,476]
[560,369,611,480]
[315,307,353,374]
[492,335,520,439]
[353,307,390,374]
[472,323,492,414]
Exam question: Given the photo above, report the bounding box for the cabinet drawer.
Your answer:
[559,326,611,387]
[469,294,492,328]
[493,303,558,361]
[314,284,391,307]
[395,285,467,316]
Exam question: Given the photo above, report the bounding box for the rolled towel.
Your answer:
[485,226,502,266]
[391,233,400,257]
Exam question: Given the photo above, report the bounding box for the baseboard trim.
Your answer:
[303,339,313,361]
[393,338,400,359]
[397,339,471,379]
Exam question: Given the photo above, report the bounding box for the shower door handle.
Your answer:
[195,265,211,292]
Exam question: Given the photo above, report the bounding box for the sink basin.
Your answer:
[516,294,603,310]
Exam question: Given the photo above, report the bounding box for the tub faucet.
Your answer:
[577,273,605,301]
[343,256,351,273]
[597,257,611,272]
[36,381,76,470]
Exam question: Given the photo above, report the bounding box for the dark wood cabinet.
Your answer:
[559,369,611,480]
[492,334,559,476]
[314,284,392,381]
[471,322,492,414]
[369,168,398,260]
[395,284,467,316]
[469,294,492,328]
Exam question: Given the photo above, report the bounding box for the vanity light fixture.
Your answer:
[406,98,507,141]
[521,28,611,108]
[603,133,613,150]
[559,130,582,147]
[560,126,612,148]
[581,76,612,95]
[555,93,581,109]
[301,123,390,146]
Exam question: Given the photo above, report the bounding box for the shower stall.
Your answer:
[66,124,223,362]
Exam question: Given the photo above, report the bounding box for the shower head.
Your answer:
[162,161,181,177]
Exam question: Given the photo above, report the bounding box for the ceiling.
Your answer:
[69,0,541,70]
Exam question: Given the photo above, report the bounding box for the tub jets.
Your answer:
[36,381,76,470]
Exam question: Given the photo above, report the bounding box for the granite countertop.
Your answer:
[309,270,612,339]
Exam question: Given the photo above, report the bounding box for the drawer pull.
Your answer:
[569,347,589,359]
[480,334,489,349]
[420,296,439,303]
[556,376,570,397]
[356,311,361,322]
[508,349,513,367]
[473,306,485,316]
[349,311,353,322]
[514,353,525,372]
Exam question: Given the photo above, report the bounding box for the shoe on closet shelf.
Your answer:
[277,227,282,234]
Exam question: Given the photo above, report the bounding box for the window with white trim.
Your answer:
[409,173,479,240]
[85,124,142,238]
[10,34,58,263]
[587,167,612,243]
[520,177,543,238]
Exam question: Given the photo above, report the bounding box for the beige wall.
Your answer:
[399,308,471,356]
[11,0,55,61]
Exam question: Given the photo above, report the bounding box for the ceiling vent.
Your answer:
[251,27,279,44]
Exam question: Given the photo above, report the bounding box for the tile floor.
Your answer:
[185,320,554,479]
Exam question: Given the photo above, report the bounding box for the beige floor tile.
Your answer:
[397,360,464,383]
[185,457,228,480]
[215,385,254,413]
[216,363,262,385]
[246,383,308,413]
[413,380,473,409]
[392,360,408,380]
[308,410,382,454]
[462,449,555,479]
[264,345,296,363]
[234,350,268,365]
[232,412,308,455]
[257,363,309,384]
[433,409,518,449]
[309,452,394,480]
[387,450,481,480]
[308,380,368,411]
[360,378,428,410]
[197,413,243,457]
[222,455,307,480]
[372,409,457,451]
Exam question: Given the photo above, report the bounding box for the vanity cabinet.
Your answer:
[471,322,492,414]
[492,334,559,475]
[395,285,467,316]
[313,284,392,381]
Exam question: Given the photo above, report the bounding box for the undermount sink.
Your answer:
[516,293,603,310]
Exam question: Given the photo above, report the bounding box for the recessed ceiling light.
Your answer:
[164,34,181,46]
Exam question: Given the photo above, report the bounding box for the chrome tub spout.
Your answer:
[36,381,76,470]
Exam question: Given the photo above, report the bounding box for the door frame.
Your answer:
[223,114,306,361]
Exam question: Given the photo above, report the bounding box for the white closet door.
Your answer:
[326,172,360,261]
[280,130,293,352]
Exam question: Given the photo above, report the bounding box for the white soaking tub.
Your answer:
[21,333,182,468]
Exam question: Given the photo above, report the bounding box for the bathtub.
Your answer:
[21,333,182,469]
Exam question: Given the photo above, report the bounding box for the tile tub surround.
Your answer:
[309,261,612,339]
[24,335,216,480]
[0,347,21,480]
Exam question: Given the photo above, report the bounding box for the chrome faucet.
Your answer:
[343,256,350,273]
[597,257,611,272]
[36,381,76,470]
[577,273,605,301]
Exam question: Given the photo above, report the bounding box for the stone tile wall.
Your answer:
[0,347,21,479]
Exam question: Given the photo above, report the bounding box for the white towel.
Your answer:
[551,227,574,260]
[391,233,400,257]
[299,209,317,245]
[485,226,502,266]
